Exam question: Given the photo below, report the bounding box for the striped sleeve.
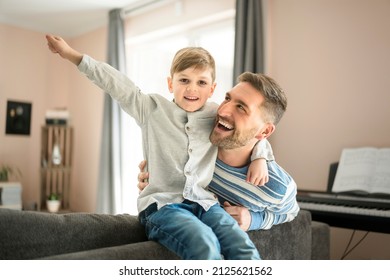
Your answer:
[208,159,300,230]
[248,184,300,230]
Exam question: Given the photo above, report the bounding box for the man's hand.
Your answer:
[137,160,149,193]
[223,201,252,231]
[46,34,83,65]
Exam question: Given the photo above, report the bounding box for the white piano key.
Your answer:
[298,201,390,217]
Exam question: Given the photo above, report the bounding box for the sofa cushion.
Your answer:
[0,208,327,260]
[0,209,146,259]
[44,210,314,260]
[41,241,180,260]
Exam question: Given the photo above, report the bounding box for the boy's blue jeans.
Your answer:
[138,200,261,260]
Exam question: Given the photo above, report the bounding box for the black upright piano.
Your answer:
[297,163,390,234]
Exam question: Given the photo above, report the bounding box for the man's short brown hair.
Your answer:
[238,72,287,125]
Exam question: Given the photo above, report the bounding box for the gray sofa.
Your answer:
[0,208,330,260]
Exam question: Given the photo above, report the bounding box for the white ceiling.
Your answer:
[0,0,145,37]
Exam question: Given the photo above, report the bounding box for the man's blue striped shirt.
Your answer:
[208,159,300,230]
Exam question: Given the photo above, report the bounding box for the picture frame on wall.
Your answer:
[5,100,32,136]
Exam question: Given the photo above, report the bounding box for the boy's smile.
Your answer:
[167,67,216,112]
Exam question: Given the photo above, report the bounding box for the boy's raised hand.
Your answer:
[45,34,83,65]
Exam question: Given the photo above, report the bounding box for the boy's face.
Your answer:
[167,67,216,112]
[209,82,275,149]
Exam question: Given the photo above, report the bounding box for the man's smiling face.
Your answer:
[209,82,270,149]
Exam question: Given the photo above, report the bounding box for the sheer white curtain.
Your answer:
[121,15,235,215]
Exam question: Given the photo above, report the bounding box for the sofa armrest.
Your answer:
[248,210,330,260]
[311,221,330,259]
[248,210,312,259]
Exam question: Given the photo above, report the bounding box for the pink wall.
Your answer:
[0,24,106,213]
[266,0,390,259]
[0,24,71,206]
[267,0,390,193]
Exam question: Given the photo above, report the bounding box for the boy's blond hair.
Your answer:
[170,47,216,82]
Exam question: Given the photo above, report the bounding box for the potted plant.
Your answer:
[0,164,22,182]
[46,193,61,213]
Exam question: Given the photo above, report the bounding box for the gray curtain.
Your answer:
[96,9,127,214]
[233,0,264,83]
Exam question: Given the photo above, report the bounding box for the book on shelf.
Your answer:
[45,108,70,125]
[332,147,390,196]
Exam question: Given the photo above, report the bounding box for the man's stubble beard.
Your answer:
[209,127,259,150]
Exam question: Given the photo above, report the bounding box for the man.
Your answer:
[138,72,300,231]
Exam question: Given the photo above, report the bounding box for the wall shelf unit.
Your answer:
[39,125,73,211]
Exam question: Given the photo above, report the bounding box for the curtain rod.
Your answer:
[123,0,173,15]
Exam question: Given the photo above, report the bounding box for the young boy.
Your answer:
[46,35,273,259]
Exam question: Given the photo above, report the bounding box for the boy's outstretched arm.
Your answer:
[46,34,83,65]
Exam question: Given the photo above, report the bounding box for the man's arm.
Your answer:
[211,159,300,231]
[137,163,254,232]
[137,160,299,231]
[248,183,299,231]
[223,195,300,232]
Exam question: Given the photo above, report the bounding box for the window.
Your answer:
[121,12,234,215]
